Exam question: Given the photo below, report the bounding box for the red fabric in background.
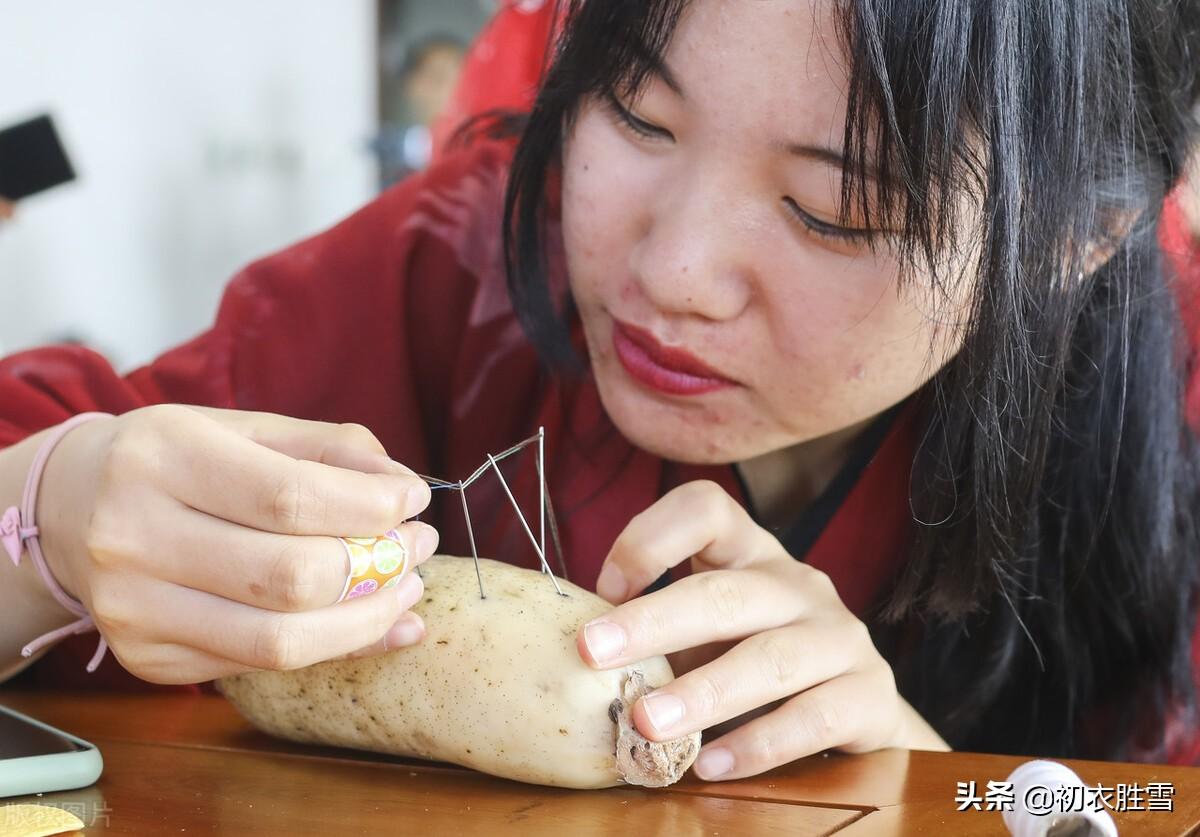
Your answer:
[1158,191,1200,766]
[1162,193,1200,427]
[430,1,561,161]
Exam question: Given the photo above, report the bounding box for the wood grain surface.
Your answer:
[2,690,1198,835]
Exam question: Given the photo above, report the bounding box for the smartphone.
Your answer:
[0,704,103,798]
[0,114,77,201]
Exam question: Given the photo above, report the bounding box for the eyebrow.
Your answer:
[641,56,682,99]
[646,61,879,183]
[778,142,880,183]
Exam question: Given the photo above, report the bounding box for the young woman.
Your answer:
[3,0,1198,780]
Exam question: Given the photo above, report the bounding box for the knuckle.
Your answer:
[869,655,899,695]
[800,565,839,599]
[131,404,192,447]
[744,728,781,769]
[337,422,383,452]
[352,487,402,531]
[266,475,323,533]
[103,422,154,481]
[682,479,726,511]
[753,632,799,691]
[266,547,326,612]
[847,617,875,652]
[82,507,135,571]
[687,670,729,719]
[796,697,843,747]
[111,643,160,682]
[623,601,671,646]
[254,617,308,670]
[698,572,746,632]
[606,532,648,583]
[267,478,302,531]
[376,486,411,525]
[88,586,132,637]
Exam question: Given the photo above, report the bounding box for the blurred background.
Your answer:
[0,0,492,369]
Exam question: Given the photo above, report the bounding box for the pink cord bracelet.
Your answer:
[2,412,113,672]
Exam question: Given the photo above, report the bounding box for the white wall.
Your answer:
[0,1,378,370]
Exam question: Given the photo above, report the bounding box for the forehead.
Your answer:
[659,0,851,146]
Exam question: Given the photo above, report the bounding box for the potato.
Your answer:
[217,556,701,789]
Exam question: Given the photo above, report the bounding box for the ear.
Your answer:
[1078,208,1141,279]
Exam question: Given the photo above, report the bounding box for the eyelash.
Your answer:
[605,93,672,141]
[604,93,873,244]
[782,198,872,243]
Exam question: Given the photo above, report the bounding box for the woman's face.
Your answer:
[561,0,975,464]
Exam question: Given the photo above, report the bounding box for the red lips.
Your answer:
[611,319,735,396]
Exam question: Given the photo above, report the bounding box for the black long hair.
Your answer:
[499,0,1200,761]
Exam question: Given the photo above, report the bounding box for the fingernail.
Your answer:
[595,563,627,602]
[693,747,734,780]
[414,524,440,557]
[583,620,626,664]
[383,613,425,650]
[641,692,685,734]
[393,571,424,607]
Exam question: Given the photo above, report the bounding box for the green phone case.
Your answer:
[0,705,104,798]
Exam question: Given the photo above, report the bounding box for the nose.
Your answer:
[628,170,755,322]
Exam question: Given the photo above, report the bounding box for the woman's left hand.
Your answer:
[576,480,950,782]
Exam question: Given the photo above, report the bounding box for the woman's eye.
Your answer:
[782,197,872,244]
[605,94,674,142]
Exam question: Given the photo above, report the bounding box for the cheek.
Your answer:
[761,260,954,403]
[561,116,657,303]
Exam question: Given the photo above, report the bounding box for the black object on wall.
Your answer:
[0,114,76,201]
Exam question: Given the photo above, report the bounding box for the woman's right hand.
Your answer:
[34,404,438,684]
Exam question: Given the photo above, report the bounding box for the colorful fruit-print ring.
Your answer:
[336,529,409,601]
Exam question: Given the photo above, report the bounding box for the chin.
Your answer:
[592,371,759,465]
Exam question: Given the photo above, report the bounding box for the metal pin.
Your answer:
[459,432,541,490]
[411,432,566,598]
[419,474,458,490]
[457,481,485,599]
[487,453,566,596]
[543,483,569,582]
[537,426,546,574]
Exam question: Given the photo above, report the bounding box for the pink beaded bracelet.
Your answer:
[2,412,113,672]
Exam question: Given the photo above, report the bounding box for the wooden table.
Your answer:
[2,690,1199,835]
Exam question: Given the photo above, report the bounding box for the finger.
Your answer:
[109,640,258,685]
[596,480,779,603]
[142,406,431,535]
[139,504,438,612]
[340,611,427,660]
[136,571,427,670]
[578,565,828,667]
[625,620,859,741]
[105,612,430,683]
[688,674,885,781]
[187,407,415,477]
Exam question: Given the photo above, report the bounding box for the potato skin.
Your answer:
[218,556,687,789]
